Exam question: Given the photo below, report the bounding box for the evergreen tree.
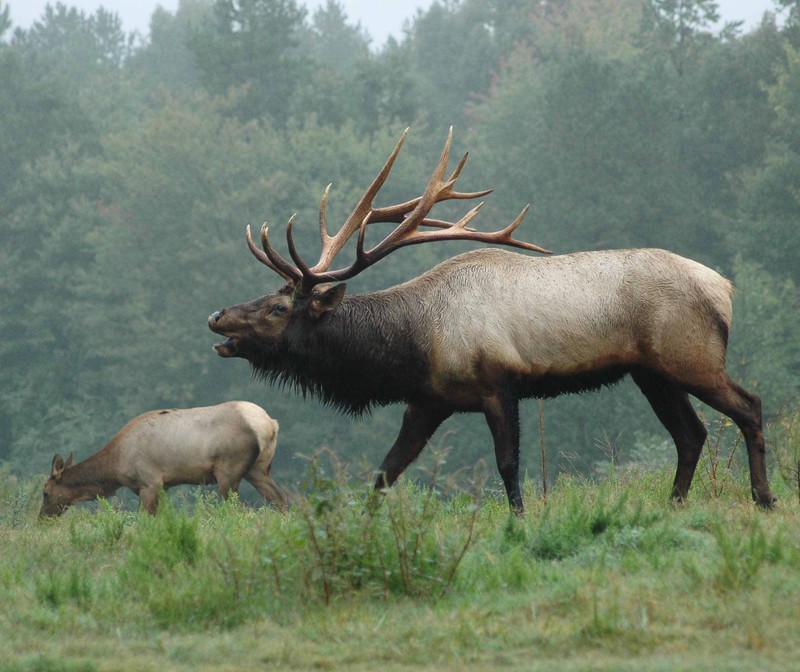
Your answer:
[187,0,310,124]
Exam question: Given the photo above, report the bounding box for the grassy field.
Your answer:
[1,448,799,672]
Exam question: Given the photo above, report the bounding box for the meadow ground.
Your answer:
[1,449,799,672]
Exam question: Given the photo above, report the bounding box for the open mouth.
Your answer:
[212,338,238,357]
[208,313,238,357]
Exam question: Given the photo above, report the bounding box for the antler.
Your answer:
[247,127,550,291]
[246,221,302,284]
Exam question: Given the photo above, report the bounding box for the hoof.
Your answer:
[753,490,778,509]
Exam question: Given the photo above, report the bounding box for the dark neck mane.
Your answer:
[252,291,431,415]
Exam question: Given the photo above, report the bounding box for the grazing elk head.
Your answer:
[40,453,75,517]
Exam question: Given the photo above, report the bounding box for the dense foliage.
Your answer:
[1,0,798,493]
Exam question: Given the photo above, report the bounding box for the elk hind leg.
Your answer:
[632,370,707,502]
[245,467,288,511]
[214,455,255,503]
[692,376,776,507]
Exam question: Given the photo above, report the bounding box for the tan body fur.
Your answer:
[411,248,732,404]
[40,401,287,516]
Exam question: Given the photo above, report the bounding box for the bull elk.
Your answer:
[208,128,775,513]
[40,401,287,516]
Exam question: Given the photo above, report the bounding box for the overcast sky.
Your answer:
[6,0,785,48]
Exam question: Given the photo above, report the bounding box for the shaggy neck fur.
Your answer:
[250,290,431,415]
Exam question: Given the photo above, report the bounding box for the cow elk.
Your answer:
[208,128,775,514]
[40,401,287,516]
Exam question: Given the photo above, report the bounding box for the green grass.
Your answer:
[1,460,799,672]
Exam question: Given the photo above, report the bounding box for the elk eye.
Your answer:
[272,304,287,316]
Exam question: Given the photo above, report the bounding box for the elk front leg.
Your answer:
[138,484,162,515]
[375,402,453,491]
[483,392,523,514]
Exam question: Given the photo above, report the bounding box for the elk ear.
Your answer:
[51,454,65,480]
[308,283,346,320]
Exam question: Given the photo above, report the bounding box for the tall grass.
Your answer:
[3,427,800,671]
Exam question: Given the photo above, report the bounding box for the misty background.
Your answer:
[1,0,798,499]
[5,0,782,47]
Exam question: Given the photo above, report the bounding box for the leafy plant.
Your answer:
[697,417,744,500]
[118,493,200,586]
[292,450,479,604]
[34,566,93,609]
[526,483,644,561]
[712,521,773,592]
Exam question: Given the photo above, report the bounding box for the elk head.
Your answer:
[208,127,550,359]
[40,453,75,517]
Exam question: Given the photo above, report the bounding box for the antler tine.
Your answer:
[448,150,469,183]
[451,201,485,230]
[349,203,487,271]
[246,224,272,266]
[318,183,332,242]
[476,205,552,254]
[424,125,454,207]
[368,154,492,225]
[260,223,305,283]
[309,128,410,275]
[285,214,315,279]
[439,151,492,200]
[246,224,302,284]
[362,126,455,253]
[367,135,498,231]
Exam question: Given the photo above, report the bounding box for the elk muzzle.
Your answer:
[208,310,238,357]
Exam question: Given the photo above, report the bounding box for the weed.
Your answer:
[538,399,549,500]
[3,485,31,529]
[583,583,623,640]
[526,483,644,561]
[291,449,479,603]
[501,512,529,549]
[0,465,36,528]
[593,429,625,478]
[712,520,770,592]
[118,493,200,590]
[68,500,129,551]
[698,417,744,500]
[34,566,93,609]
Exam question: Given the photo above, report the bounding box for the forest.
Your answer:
[1,0,799,495]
